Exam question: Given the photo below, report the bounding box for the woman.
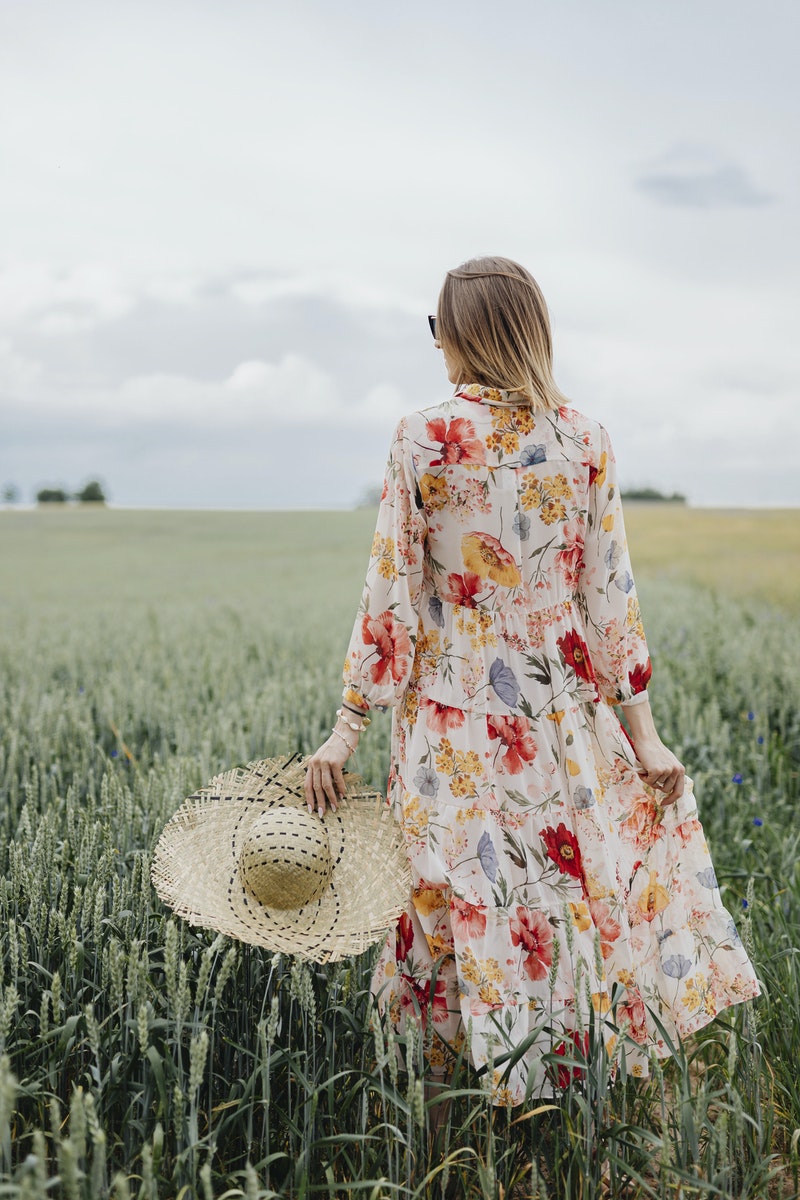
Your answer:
[305,256,759,1103]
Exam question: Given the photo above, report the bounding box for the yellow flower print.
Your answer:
[402,689,419,726]
[569,901,591,932]
[565,758,581,776]
[456,750,484,776]
[592,991,611,1014]
[500,431,520,454]
[546,709,566,724]
[478,983,503,1006]
[601,513,615,532]
[540,498,567,525]
[384,960,396,978]
[636,872,670,921]
[426,933,453,959]
[461,532,521,587]
[485,431,503,452]
[402,795,429,839]
[516,409,535,434]
[520,478,542,512]
[413,885,448,917]
[482,957,504,984]
[548,473,572,500]
[450,773,478,799]
[374,535,398,581]
[595,451,607,488]
[681,975,717,1017]
[419,472,448,511]
[460,946,482,985]
[435,738,456,775]
[626,596,646,638]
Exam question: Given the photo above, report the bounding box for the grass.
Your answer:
[0,505,798,1198]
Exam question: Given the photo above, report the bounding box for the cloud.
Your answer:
[0,264,134,328]
[636,146,773,209]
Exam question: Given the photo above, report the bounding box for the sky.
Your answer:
[1,0,798,509]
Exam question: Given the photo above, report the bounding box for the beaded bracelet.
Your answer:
[331,726,356,754]
[342,699,370,720]
[336,707,370,732]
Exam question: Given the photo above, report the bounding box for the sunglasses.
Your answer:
[428,315,437,339]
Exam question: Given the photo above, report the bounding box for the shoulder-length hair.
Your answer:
[436,256,568,411]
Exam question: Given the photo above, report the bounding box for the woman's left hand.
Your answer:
[633,737,686,806]
[304,733,352,817]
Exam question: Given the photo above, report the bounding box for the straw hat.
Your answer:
[151,754,411,963]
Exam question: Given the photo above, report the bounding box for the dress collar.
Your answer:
[456,383,528,408]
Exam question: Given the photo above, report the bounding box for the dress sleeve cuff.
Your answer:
[619,690,650,708]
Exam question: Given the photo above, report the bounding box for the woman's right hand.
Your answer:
[304,727,357,817]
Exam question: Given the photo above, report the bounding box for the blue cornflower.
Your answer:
[757,736,764,745]
[747,711,755,721]
[742,899,749,909]
[753,818,763,827]
[111,749,119,759]
[732,773,743,784]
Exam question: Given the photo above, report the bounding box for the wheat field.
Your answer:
[0,504,798,1198]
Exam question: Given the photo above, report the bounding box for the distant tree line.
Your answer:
[620,486,686,504]
[1,480,108,505]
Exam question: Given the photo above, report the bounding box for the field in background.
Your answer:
[1,506,799,1198]
[2,502,799,615]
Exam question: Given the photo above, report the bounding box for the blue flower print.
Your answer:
[573,786,595,809]
[520,444,547,467]
[489,658,520,707]
[661,954,693,979]
[413,766,439,798]
[604,540,622,569]
[513,511,531,542]
[477,831,499,882]
[725,917,742,945]
[695,867,718,890]
[428,595,445,628]
[613,571,634,594]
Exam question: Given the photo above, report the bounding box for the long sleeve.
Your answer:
[342,418,427,710]
[576,424,652,706]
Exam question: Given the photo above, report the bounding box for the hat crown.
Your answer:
[239,808,332,910]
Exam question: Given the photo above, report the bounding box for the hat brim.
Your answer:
[151,755,411,963]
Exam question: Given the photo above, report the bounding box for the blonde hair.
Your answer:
[437,256,568,411]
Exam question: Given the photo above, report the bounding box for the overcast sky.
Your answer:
[1,0,798,508]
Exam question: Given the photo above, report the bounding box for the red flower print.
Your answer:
[554,522,584,591]
[450,896,488,940]
[618,989,648,1044]
[395,911,414,962]
[550,1029,590,1089]
[620,798,665,850]
[509,906,553,981]
[443,570,484,608]
[420,697,466,735]
[426,417,486,467]
[556,629,596,685]
[361,610,411,686]
[540,822,584,882]
[400,974,449,1027]
[588,898,622,960]
[628,659,652,695]
[487,715,537,774]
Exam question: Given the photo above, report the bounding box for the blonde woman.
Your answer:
[305,256,759,1103]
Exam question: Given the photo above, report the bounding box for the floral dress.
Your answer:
[342,385,759,1104]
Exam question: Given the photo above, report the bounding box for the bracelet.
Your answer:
[336,708,370,732]
[331,726,357,755]
[342,699,370,720]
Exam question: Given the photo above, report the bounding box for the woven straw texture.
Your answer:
[150,754,411,963]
